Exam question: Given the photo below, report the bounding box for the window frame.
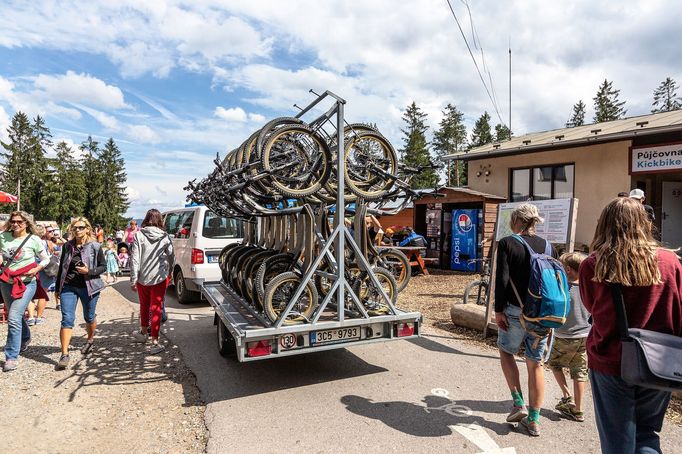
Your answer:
[508,162,575,201]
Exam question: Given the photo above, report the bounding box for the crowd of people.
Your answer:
[494,194,681,453]
[0,209,174,372]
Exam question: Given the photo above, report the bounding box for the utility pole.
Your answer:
[509,40,512,136]
[17,179,20,211]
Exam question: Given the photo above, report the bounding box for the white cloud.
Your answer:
[0,105,10,143]
[128,124,161,144]
[33,71,129,109]
[214,106,247,122]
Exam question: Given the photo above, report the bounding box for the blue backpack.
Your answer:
[510,234,570,328]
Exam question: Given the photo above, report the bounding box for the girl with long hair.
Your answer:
[130,209,174,354]
[54,217,107,370]
[0,211,50,372]
[579,197,682,453]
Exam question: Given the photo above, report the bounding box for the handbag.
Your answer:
[610,284,682,392]
[42,254,60,278]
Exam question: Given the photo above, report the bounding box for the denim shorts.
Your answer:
[60,285,100,329]
[497,304,550,363]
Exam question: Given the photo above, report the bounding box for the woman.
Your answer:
[54,217,106,370]
[124,220,138,246]
[0,211,50,372]
[130,209,174,354]
[26,225,52,326]
[94,224,104,243]
[579,197,682,454]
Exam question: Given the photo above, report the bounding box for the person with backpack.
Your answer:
[494,203,566,437]
[399,227,426,247]
[579,197,682,454]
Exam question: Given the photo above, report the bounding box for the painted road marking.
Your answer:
[426,388,516,454]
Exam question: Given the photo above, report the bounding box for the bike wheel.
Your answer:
[344,131,397,200]
[263,272,318,325]
[463,280,488,305]
[377,248,410,292]
[351,266,397,315]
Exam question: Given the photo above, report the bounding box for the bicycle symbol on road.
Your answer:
[424,388,473,417]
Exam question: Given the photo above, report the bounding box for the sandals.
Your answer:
[559,406,585,422]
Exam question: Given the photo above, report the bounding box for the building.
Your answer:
[447,110,682,249]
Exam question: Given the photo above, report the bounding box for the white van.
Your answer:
[162,206,243,303]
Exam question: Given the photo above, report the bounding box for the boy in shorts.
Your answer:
[548,252,590,422]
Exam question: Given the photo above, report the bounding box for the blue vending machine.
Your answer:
[451,209,479,272]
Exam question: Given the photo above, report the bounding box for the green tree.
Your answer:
[494,124,511,142]
[651,77,682,113]
[566,100,586,127]
[470,112,493,148]
[399,102,437,189]
[432,104,467,186]
[0,112,49,216]
[42,141,86,225]
[99,138,129,230]
[593,79,627,122]
[81,136,107,225]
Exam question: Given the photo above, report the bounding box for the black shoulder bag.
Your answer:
[611,284,682,392]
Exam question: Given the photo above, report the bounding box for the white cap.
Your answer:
[629,188,645,200]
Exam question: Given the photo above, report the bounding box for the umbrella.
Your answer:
[0,191,18,203]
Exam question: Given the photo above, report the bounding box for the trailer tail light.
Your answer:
[191,248,204,264]
[247,340,272,357]
[396,323,414,337]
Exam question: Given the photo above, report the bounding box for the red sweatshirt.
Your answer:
[579,249,682,376]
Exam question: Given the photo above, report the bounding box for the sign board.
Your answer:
[494,198,575,244]
[630,142,682,174]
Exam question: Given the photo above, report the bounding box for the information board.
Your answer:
[494,198,575,244]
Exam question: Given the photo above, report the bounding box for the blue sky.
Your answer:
[0,0,680,217]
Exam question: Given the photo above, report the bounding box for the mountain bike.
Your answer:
[462,257,491,306]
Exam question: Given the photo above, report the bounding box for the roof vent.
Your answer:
[555,134,564,140]
[591,128,601,135]
[522,139,531,145]
[636,121,649,128]
[493,143,501,149]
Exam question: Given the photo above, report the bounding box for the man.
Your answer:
[628,188,655,222]
[399,227,426,247]
[495,203,556,436]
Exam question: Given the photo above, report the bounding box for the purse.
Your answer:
[42,254,60,278]
[610,284,682,392]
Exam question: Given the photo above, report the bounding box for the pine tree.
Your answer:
[432,104,467,186]
[99,138,129,231]
[399,102,437,189]
[470,112,493,148]
[42,141,86,225]
[593,79,627,122]
[494,124,511,142]
[81,136,107,226]
[651,77,682,113]
[567,100,586,127]
[0,112,45,215]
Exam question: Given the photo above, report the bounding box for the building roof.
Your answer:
[446,110,682,161]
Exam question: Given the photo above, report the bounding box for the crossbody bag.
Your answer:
[610,284,682,392]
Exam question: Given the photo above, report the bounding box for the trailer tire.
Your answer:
[217,318,236,358]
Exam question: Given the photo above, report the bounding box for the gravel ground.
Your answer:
[398,268,682,426]
[0,286,207,453]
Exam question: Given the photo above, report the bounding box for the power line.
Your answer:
[445,0,507,127]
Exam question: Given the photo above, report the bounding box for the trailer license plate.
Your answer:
[207,255,219,263]
[310,327,361,345]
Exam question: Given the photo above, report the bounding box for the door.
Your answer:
[661,181,682,248]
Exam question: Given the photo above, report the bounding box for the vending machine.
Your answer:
[451,209,479,272]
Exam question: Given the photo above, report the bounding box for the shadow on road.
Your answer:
[407,335,500,360]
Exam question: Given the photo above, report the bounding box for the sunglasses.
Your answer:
[9,220,25,224]
[73,226,87,231]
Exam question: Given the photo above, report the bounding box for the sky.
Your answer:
[0,0,680,217]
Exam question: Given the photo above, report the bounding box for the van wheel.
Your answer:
[175,269,196,304]
[217,318,236,358]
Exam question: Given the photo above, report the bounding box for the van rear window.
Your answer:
[202,211,242,239]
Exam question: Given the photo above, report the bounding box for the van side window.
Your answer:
[177,213,194,239]
[165,212,181,236]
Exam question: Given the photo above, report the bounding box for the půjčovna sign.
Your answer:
[630,142,682,174]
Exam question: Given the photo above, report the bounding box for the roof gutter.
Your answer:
[444,124,682,162]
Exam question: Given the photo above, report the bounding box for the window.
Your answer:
[509,164,574,201]
[202,211,243,239]
[165,211,194,238]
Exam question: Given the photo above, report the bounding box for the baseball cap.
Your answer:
[629,188,645,200]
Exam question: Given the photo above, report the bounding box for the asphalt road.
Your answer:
[112,284,682,454]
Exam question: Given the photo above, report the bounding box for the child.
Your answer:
[548,252,590,422]
[104,240,120,284]
[118,246,129,269]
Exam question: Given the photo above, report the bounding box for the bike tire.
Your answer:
[377,248,410,292]
[263,271,318,325]
[463,280,488,305]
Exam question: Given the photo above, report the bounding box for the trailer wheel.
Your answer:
[217,318,236,357]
